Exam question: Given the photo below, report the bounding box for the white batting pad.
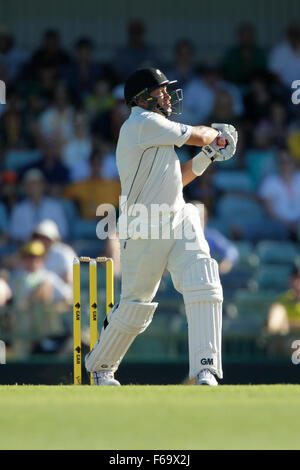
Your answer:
[85,300,157,373]
[182,258,223,379]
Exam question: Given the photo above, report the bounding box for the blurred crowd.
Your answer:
[0,18,300,359]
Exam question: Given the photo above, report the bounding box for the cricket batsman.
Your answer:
[85,67,237,386]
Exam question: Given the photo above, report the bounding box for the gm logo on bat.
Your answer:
[0,80,6,105]
[0,340,6,364]
[291,81,300,105]
[200,358,214,365]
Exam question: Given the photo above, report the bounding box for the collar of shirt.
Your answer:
[131,106,155,117]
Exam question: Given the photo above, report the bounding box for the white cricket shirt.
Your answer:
[116,106,192,213]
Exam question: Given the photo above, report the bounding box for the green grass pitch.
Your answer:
[0,385,299,450]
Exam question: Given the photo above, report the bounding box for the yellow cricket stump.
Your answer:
[89,259,97,385]
[73,256,114,385]
[73,258,81,385]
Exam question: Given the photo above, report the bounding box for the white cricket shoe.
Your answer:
[195,369,218,386]
[92,371,121,386]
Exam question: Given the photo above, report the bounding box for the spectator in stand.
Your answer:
[37,82,75,147]
[268,23,300,88]
[206,90,244,160]
[64,148,121,220]
[10,240,72,304]
[0,275,12,307]
[62,112,92,177]
[222,23,266,87]
[28,29,70,74]
[166,39,196,88]
[92,84,129,144]
[112,19,162,80]
[9,168,69,242]
[265,264,300,358]
[181,63,244,125]
[31,220,76,286]
[243,72,273,128]
[20,137,70,186]
[259,148,300,240]
[255,99,290,148]
[62,37,103,100]
[267,264,300,336]
[287,107,300,164]
[84,78,115,121]
[288,129,300,165]
[69,138,118,182]
[21,64,58,107]
[207,89,241,129]
[0,27,27,84]
[9,239,72,356]
[0,271,12,354]
[0,87,26,148]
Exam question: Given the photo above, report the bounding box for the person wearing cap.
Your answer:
[12,239,72,303]
[85,67,238,386]
[9,239,72,356]
[32,219,76,286]
[9,168,69,242]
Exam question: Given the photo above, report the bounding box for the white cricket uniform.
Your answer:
[116,106,211,300]
[117,106,189,211]
[85,105,223,380]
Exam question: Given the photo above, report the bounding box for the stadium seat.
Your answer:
[245,149,277,188]
[256,240,300,265]
[213,170,254,193]
[221,265,255,291]
[4,149,41,171]
[241,219,290,242]
[234,241,256,266]
[216,194,264,224]
[255,264,292,291]
[215,194,272,240]
[216,193,290,241]
[231,289,278,319]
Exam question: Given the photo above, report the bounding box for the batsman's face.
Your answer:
[150,86,171,114]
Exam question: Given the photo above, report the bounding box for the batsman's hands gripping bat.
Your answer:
[211,122,238,145]
[203,124,237,162]
[192,122,238,175]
